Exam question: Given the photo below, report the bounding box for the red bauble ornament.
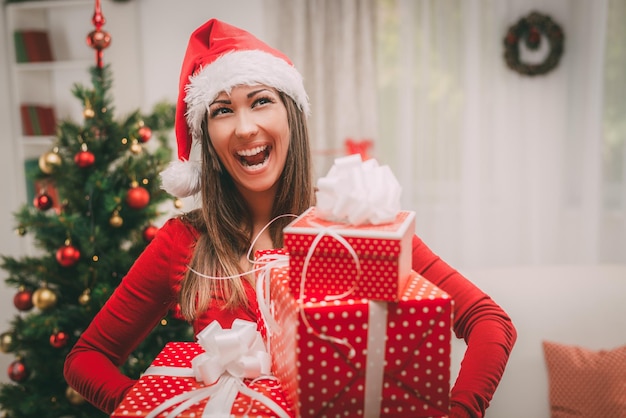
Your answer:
[138,126,152,143]
[13,289,33,311]
[86,29,111,50]
[34,193,53,211]
[126,185,150,210]
[74,150,95,168]
[50,331,69,348]
[8,359,28,382]
[56,244,81,267]
[142,225,159,243]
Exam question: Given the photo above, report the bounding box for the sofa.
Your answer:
[450,264,626,418]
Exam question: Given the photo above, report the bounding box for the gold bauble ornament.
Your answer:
[109,211,123,228]
[78,289,91,306]
[39,151,62,174]
[174,199,183,209]
[0,332,13,353]
[65,386,85,405]
[130,140,142,154]
[83,107,95,119]
[32,287,57,310]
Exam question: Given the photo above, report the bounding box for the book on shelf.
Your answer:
[13,30,53,63]
[20,104,57,136]
[13,31,28,63]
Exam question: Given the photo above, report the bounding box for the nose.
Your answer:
[234,110,258,140]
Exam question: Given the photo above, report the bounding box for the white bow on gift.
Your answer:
[192,319,271,385]
[315,154,402,225]
[144,319,290,418]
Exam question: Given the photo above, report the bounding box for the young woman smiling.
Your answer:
[64,19,515,418]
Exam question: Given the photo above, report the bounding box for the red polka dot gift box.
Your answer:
[258,265,452,418]
[283,207,416,303]
[110,328,295,418]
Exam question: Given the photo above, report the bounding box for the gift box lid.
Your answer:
[284,207,416,239]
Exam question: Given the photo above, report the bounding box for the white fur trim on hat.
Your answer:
[184,49,310,146]
[159,160,202,198]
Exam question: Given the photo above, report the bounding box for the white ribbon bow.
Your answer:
[315,154,402,225]
[192,319,271,385]
[144,319,290,418]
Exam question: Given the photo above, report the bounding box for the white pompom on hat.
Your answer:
[160,19,310,198]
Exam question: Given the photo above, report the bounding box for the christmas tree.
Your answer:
[0,62,193,417]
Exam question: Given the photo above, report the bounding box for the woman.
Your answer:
[64,19,516,418]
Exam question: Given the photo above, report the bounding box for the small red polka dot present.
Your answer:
[110,338,295,417]
[283,207,416,303]
[261,266,452,418]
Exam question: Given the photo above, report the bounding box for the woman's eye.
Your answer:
[209,107,231,118]
[252,96,274,108]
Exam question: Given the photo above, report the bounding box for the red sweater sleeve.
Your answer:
[411,235,517,418]
[63,218,196,414]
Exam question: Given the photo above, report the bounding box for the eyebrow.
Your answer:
[209,88,273,106]
[209,98,230,106]
[247,88,271,98]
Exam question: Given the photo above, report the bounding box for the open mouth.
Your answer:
[236,145,271,170]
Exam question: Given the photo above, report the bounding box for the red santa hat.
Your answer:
[160,19,310,198]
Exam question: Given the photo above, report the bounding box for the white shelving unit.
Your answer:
[3,0,114,258]
[5,0,95,164]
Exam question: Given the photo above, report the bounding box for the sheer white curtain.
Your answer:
[602,0,626,262]
[263,0,378,178]
[377,0,626,268]
[265,0,626,268]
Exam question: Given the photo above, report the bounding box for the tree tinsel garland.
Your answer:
[504,11,565,76]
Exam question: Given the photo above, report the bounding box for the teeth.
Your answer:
[237,145,267,157]
[246,162,266,171]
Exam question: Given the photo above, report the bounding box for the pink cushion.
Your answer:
[542,341,626,418]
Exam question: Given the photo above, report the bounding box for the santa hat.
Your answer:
[160,19,310,198]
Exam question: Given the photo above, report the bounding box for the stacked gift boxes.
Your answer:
[258,206,453,417]
[112,204,452,417]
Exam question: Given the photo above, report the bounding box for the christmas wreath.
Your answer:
[504,11,565,76]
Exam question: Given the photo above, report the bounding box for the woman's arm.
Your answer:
[63,218,195,414]
[411,235,517,418]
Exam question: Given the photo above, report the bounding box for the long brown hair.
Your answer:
[179,92,314,320]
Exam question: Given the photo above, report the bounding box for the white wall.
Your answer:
[136,0,269,110]
[0,2,23,384]
[0,0,266,384]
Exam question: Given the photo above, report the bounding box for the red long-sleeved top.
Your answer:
[64,217,516,417]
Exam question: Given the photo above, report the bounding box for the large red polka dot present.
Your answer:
[283,207,416,303]
[263,266,452,417]
[110,340,295,417]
